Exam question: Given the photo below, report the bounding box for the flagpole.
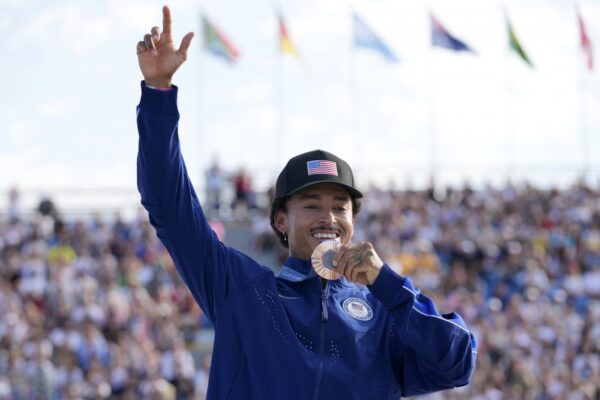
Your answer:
[503,10,516,183]
[274,6,285,162]
[349,7,362,174]
[504,51,516,181]
[425,8,439,187]
[578,65,589,182]
[277,34,285,160]
[351,42,362,174]
[350,9,400,182]
[576,8,590,183]
[198,9,207,192]
[349,54,356,162]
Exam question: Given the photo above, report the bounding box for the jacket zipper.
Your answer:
[312,280,330,400]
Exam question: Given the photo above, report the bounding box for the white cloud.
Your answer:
[0,0,23,5]
[8,4,108,54]
[6,119,42,145]
[7,1,166,55]
[37,96,76,117]
[230,80,272,103]
[0,146,43,187]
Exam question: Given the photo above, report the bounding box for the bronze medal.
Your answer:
[311,240,341,280]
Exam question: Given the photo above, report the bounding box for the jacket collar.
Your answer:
[278,257,317,282]
[278,256,354,287]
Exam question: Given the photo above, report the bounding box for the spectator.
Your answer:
[231,167,256,217]
[204,158,225,217]
[37,195,59,220]
[7,186,20,222]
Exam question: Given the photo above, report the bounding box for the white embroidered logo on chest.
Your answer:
[342,298,373,321]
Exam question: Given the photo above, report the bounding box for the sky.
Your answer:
[1,0,599,212]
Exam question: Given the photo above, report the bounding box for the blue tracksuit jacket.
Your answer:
[136,83,476,399]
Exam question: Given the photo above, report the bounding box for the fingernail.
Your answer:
[332,260,337,266]
[151,49,157,56]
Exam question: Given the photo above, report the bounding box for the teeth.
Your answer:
[313,233,337,239]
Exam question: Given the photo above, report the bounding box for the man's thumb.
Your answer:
[178,32,195,57]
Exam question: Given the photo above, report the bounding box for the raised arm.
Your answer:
[136,5,194,87]
[135,7,268,324]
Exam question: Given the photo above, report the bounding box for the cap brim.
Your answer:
[281,179,363,199]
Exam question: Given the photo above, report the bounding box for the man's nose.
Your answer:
[318,209,335,225]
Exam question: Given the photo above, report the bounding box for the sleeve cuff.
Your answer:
[368,264,413,307]
[139,81,179,117]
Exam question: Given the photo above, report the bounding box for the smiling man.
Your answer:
[136,6,476,399]
[270,150,384,286]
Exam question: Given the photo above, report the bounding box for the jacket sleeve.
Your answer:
[368,265,477,397]
[136,82,267,324]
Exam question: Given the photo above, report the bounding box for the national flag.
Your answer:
[506,16,533,67]
[430,13,475,53]
[307,160,338,176]
[352,12,399,62]
[577,10,593,70]
[278,12,298,56]
[202,14,240,63]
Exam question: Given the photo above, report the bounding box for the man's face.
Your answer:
[275,183,354,260]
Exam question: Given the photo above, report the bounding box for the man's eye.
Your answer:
[304,205,318,209]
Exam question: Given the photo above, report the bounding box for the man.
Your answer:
[136,6,476,399]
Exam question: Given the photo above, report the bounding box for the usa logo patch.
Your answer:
[306,160,338,176]
[342,298,373,321]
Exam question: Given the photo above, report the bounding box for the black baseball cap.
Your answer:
[275,149,363,199]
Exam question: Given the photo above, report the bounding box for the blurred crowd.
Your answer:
[355,183,600,400]
[1,181,599,399]
[1,200,212,399]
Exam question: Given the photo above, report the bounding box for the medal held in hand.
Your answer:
[311,240,341,280]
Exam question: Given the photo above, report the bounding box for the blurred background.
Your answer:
[1,0,599,398]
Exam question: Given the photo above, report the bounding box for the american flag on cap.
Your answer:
[307,160,338,176]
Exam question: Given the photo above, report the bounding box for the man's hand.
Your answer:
[136,6,194,88]
[332,242,384,285]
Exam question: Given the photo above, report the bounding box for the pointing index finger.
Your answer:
[162,5,172,35]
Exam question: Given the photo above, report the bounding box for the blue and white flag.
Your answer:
[352,12,399,62]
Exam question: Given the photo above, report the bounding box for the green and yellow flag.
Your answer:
[507,16,533,67]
